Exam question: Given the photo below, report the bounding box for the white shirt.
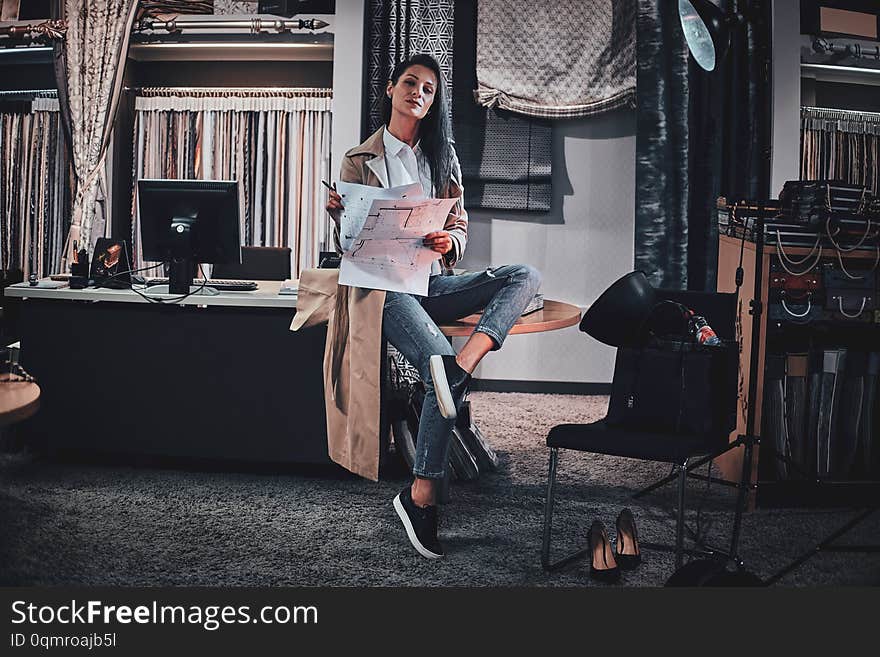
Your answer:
[381,127,467,272]
[382,127,434,197]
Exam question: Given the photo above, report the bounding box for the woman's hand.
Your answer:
[423,230,453,255]
[326,188,344,225]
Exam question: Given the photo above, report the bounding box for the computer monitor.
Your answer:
[138,179,241,294]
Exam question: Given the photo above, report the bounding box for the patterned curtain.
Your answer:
[365,0,455,137]
[130,89,332,278]
[54,0,138,267]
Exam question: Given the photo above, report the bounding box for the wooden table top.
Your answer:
[439,299,582,337]
[0,374,41,428]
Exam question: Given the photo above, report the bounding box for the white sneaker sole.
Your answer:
[429,354,457,420]
[393,493,443,560]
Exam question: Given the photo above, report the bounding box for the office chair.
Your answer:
[541,289,754,572]
[211,246,292,280]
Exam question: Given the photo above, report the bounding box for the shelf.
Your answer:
[801,63,880,87]
[128,32,333,62]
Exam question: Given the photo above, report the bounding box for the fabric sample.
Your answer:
[801,107,880,195]
[366,0,455,135]
[452,0,552,211]
[475,0,636,118]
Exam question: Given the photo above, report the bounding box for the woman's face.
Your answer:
[386,64,437,122]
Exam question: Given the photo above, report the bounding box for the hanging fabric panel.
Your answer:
[475,0,637,119]
[130,88,332,278]
[0,92,70,278]
[801,106,880,195]
[366,0,455,135]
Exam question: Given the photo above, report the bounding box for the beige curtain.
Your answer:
[56,0,138,269]
[130,89,332,278]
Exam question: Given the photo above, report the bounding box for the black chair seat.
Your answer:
[547,419,728,464]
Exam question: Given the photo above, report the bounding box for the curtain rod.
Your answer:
[134,17,329,34]
[127,86,332,97]
[812,38,880,60]
[802,106,880,119]
[0,89,57,98]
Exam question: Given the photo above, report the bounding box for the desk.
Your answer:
[7,281,581,472]
[5,281,331,464]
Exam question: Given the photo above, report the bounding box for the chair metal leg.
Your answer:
[540,449,558,570]
[675,461,688,570]
[541,448,589,571]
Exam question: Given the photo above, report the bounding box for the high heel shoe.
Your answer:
[588,519,621,583]
[615,508,642,570]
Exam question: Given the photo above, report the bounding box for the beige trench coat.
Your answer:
[290,126,468,481]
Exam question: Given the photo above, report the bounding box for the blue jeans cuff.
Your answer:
[474,325,504,351]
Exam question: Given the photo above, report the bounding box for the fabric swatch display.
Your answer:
[801,107,880,196]
[130,88,332,278]
[452,0,552,211]
[0,92,70,278]
[475,0,636,118]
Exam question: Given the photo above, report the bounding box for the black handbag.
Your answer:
[606,339,738,437]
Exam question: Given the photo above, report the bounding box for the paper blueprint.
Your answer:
[338,196,458,295]
[335,181,424,251]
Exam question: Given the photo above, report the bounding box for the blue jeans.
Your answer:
[382,264,542,479]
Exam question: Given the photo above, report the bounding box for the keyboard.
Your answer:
[145,278,258,291]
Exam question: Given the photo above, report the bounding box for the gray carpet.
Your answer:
[1,392,878,586]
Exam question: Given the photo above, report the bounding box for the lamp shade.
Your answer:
[678,0,731,71]
[580,271,657,348]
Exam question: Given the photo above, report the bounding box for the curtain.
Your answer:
[130,88,332,278]
[636,0,771,291]
[0,93,70,278]
[635,0,689,289]
[686,0,771,291]
[801,107,880,195]
[366,0,455,136]
[54,0,138,268]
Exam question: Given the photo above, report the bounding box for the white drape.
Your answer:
[59,0,138,269]
[130,90,332,278]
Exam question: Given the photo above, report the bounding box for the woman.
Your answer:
[327,54,541,559]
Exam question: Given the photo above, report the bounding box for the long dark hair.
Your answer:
[381,54,455,198]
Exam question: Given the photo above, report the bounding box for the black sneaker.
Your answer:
[393,486,444,559]
[429,354,471,420]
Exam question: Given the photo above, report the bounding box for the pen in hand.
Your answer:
[321,180,337,192]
